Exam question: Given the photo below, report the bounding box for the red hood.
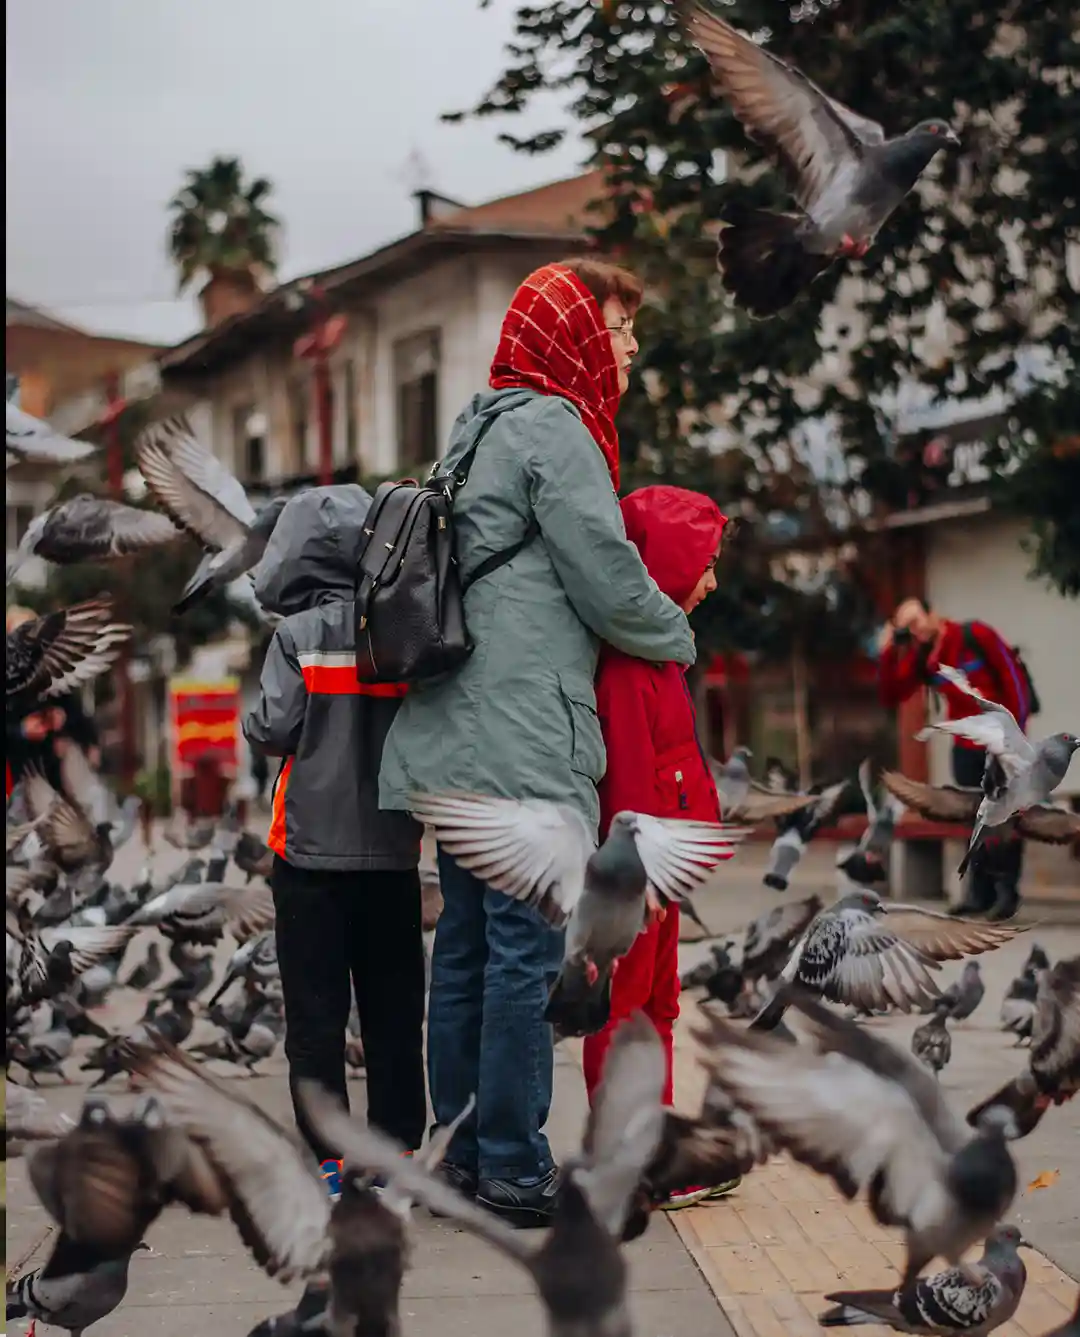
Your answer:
[620,486,728,607]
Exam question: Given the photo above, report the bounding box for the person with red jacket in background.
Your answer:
[581,484,740,1211]
[878,596,1032,921]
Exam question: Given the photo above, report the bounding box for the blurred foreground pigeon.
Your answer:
[6,598,131,707]
[750,888,1022,1030]
[6,494,180,584]
[6,1233,151,1337]
[712,746,819,823]
[763,779,849,890]
[136,416,287,614]
[818,1223,1028,1332]
[968,955,1080,1136]
[6,401,97,467]
[911,1002,952,1078]
[698,992,1019,1285]
[882,771,1080,850]
[915,665,1079,875]
[678,3,960,317]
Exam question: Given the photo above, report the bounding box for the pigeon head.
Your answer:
[838,888,884,915]
[985,1223,1030,1253]
[883,120,960,190]
[80,1096,117,1129]
[910,118,961,148]
[1044,732,1080,776]
[131,1095,168,1129]
[973,1103,1020,1142]
[732,746,753,763]
[962,961,982,978]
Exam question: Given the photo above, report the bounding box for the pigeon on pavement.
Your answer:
[712,747,820,824]
[6,401,97,467]
[5,1233,151,1337]
[678,3,960,318]
[915,665,1079,875]
[697,991,1020,1286]
[6,493,180,584]
[1000,947,1050,1042]
[6,598,131,707]
[818,1223,1029,1333]
[911,1002,952,1078]
[968,955,1080,1136]
[121,941,163,991]
[937,961,985,1022]
[882,770,1080,851]
[762,779,850,891]
[749,888,1023,1031]
[136,415,288,614]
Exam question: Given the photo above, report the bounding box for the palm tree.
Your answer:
[167,156,280,294]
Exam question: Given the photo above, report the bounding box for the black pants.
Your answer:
[271,856,427,1161]
[952,745,1023,906]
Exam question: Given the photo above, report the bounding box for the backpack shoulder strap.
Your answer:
[430,410,504,496]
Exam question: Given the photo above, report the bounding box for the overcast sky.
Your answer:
[6,0,584,346]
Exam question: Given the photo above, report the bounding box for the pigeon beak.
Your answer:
[945,128,961,147]
[1018,1236,1033,1249]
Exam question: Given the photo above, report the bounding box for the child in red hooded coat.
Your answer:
[582,484,739,1210]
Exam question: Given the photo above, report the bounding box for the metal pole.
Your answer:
[103,372,138,791]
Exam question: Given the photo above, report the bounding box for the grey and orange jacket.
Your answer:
[243,485,421,871]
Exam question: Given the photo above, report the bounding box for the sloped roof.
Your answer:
[6,296,85,333]
[427,170,608,235]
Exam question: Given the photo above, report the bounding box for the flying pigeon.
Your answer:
[818,1223,1029,1333]
[678,3,961,318]
[6,493,180,584]
[968,955,1080,1137]
[697,991,1019,1286]
[762,779,850,891]
[711,746,820,823]
[915,665,1079,875]
[125,876,275,945]
[6,598,132,707]
[298,1012,668,1337]
[911,1001,952,1078]
[135,415,288,614]
[21,765,118,896]
[6,401,97,468]
[749,888,1024,1031]
[882,770,1080,851]
[936,961,985,1022]
[838,760,906,888]
[741,894,823,991]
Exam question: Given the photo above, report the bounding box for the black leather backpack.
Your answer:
[354,413,538,684]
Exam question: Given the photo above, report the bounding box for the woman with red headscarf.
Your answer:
[380,259,696,1228]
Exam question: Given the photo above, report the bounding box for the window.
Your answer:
[231,404,267,483]
[6,503,35,551]
[288,376,309,473]
[342,358,358,465]
[394,329,440,469]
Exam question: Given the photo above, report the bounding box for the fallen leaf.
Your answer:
[1027,1169,1060,1191]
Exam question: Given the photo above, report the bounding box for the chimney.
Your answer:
[413,189,467,228]
[198,270,262,329]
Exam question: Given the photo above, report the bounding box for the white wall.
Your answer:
[925,512,1080,794]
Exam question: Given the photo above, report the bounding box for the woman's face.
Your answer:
[602,297,639,397]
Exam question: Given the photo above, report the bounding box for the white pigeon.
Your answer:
[6,401,97,468]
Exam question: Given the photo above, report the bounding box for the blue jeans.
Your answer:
[427,848,564,1180]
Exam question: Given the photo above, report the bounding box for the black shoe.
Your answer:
[986,887,1020,922]
[476,1167,560,1228]
[428,1161,478,1217]
[948,899,989,918]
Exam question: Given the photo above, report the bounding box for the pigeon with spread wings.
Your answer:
[915,665,1078,874]
[678,3,959,318]
[6,493,180,584]
[711,747,820,824]
[883,769,1080,849]
[6,598,131,707]
[136,415,287,614]
[6,400,97,468]
[411,790,747,1037]
[698,992,1019,1287]
[749,887,1024,1031]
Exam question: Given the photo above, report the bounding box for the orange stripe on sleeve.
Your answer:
[300,665,408,698]
[267,757,293,857]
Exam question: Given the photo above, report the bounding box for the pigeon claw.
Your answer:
[838,234,871,259]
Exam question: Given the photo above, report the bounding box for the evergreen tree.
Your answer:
[446,0,1079,600]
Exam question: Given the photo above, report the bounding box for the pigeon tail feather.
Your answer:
[718,210,831,318]
[544,964,613,1038]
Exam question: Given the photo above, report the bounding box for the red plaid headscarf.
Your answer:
[490,264,622,490]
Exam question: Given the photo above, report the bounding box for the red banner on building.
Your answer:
[168,677,240,785]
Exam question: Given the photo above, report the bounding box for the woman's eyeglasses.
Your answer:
[606,320,636,345]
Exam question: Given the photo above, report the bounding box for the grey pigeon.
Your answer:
[1000,966,1041,1043]
[711,746,820,824]
[819,1223,1028,1332]
[750,888,1023,1031]
[916,665,1079,875]
[741,894,823,991]
[6,400,97,467]
[968,955,1080,1137]
[411,793,746,1038]
[882,770,1080,850]
[912,1002,952,1078]
[697,992,1019,1286]
[126,877,274,945]
[206,929,278,1006]
[837,760,906,888]
[5,1234,151,1336]
[6,599,131,707]
[679,4,960,318]
[121,941,163,991]
[762,779,849,890]
[938,961,985,1022]
[234,829,274,882]
[135,415,287,614]
[299,1012,668,1337]
[6,493,180,584]
[22,766,117,897]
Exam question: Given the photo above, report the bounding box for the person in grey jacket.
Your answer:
[244,485,426,1173]
[379,258,696,1227]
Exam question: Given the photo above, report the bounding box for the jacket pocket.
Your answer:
[558,672,605,783]
[657,763,691,814]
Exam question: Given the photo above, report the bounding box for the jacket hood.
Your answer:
[253,485,372,615]
[620,485,728,607]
